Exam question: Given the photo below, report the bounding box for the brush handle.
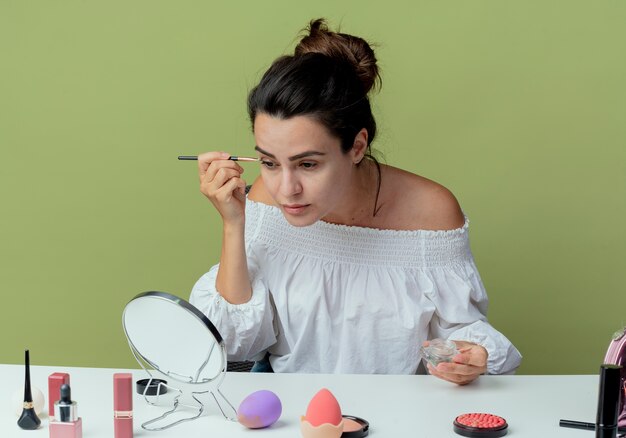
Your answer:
[560,419,626,434]
[177,155,259,162]
[228,156,260,162]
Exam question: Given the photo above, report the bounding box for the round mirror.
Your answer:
[122,291,236,430]
[123,291,224,383]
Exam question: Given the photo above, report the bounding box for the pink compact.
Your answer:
[453,413,508,437]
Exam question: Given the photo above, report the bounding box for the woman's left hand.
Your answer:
[425,340,488,385]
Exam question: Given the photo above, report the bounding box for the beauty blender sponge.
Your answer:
[300,388,345,438]
[305,388,342,426]
[237,390,282,429]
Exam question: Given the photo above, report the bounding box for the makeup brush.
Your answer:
[17,349,41,430]
[178,155,260,162]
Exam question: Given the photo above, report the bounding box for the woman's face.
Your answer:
[253,113,360,227]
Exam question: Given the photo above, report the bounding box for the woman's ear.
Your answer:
[351,128,369,164]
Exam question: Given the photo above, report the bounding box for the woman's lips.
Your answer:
[282,204,310,215]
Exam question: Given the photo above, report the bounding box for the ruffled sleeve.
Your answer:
[425,258,522,375]
[189,201,277,361]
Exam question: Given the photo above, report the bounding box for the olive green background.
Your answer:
[1,1,624,374]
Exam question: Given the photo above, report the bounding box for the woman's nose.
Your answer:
[280,170,302,197]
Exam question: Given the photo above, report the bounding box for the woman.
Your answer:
[190,19,522,384]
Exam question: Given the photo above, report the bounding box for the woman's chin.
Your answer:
[282,210,319,227]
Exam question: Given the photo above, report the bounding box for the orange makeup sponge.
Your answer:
[304,388,342,427]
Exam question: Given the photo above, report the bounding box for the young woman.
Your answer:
[190,19,522,384]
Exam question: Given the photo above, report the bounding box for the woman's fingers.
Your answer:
[197,151,231,179]
[202,170,245,209]
[204,160,243,184]
[194,151,248,223]
[214,176,244,203]
[436,361,478,376]
[199,159,244,201]
[206,167,242,191]
[423,340,488,385]
[428,363,479,385]
[451,341,488,368]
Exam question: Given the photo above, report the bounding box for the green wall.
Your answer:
[1,1,624,374]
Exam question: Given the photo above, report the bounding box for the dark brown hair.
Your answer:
[247,19,381,153]
[294,19,381,95]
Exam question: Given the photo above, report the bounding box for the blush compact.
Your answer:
[453,413,508,437]
[341,415,369,437]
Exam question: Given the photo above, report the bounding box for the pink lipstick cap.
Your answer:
[48,373,70,418]
[113,373,133,411]
[113,373,133,438]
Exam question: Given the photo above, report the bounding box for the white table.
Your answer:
[1,365,601,437]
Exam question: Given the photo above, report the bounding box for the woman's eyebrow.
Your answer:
[288,151,326,161]
[255,145,325,161]
[254,145,275,158]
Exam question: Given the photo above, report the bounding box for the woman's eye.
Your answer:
[261,160,277,169]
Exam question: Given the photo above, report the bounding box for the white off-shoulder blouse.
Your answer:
[190,199,522,375]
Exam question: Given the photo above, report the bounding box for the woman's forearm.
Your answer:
[215,221,253,304]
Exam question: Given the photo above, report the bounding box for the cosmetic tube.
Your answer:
[50,384,82,438]
[114,373,133,438]
[596,364,623,438]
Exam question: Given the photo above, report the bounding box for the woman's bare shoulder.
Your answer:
[247,176,277,206]
[380,165,465,231]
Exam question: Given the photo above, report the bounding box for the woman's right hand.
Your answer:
[198,151,247,224]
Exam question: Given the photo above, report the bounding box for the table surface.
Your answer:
[1,364,601,437]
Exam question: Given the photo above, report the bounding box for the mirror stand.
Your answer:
[127,335,237,431]
[139,388,237,431]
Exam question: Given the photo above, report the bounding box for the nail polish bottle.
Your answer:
[49,384,82,438]
[17,349,41,430]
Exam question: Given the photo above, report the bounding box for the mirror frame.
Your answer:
[122,291,236,430]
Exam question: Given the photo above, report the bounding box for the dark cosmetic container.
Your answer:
[17,350,41,430]
[136,378,168,396]
[596,364,623,438]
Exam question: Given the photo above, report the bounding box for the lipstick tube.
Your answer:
[49,384,82,438]
[114,373,133,438]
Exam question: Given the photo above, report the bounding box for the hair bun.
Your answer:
[294,19,380,94]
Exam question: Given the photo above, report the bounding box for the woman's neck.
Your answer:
[321,159,382,227]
